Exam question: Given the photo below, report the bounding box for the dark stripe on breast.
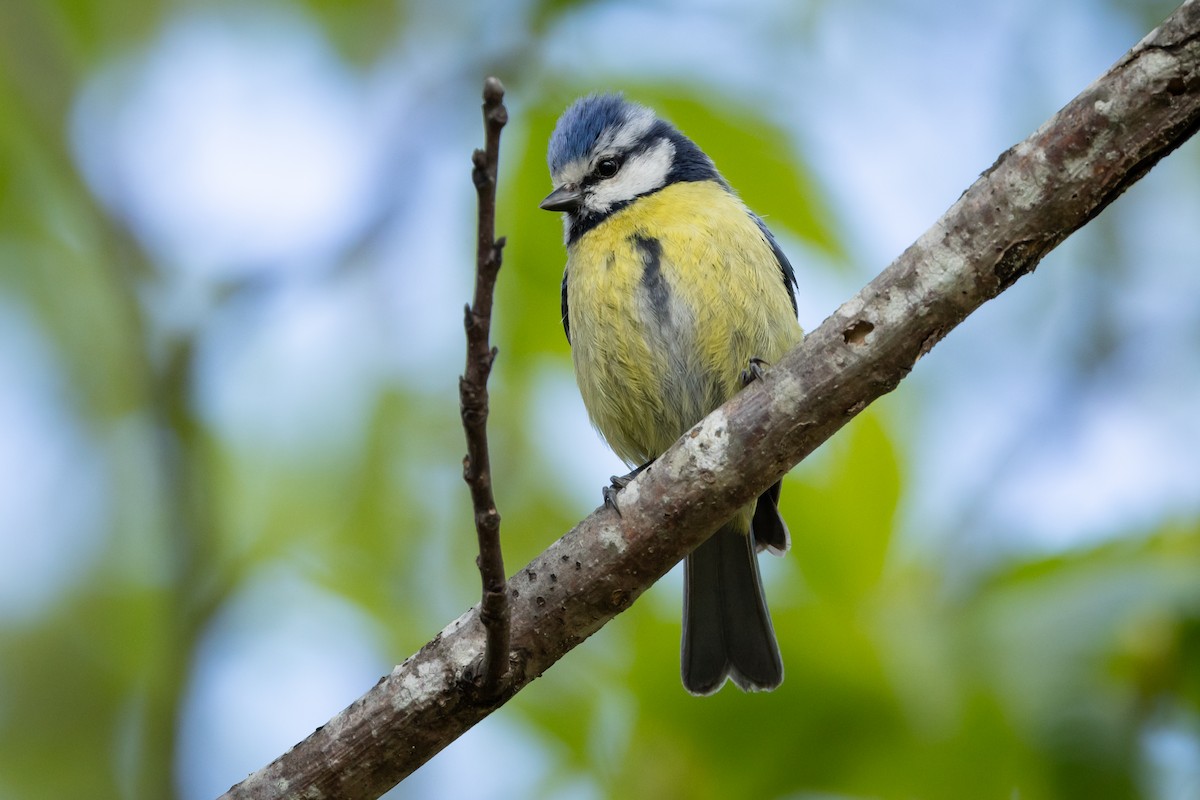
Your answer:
[632,235,670,320]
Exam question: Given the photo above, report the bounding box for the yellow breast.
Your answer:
[565,180,802,466]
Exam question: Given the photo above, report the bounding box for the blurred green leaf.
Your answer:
[785,411,900,604]
[300,0,405,64]
[528,0,603,34]
[495,93,578,365]
[629,87,845,260]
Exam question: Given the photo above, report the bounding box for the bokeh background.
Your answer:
[2,0,1199,798]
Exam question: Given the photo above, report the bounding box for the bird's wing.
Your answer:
[752,214,798,315]
[561,269,571,343]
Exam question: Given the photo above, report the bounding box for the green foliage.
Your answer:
[786,411,899,604]
[627,88,845,259]
[298,0,406,64]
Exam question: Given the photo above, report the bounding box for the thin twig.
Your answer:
[460,75,509,698]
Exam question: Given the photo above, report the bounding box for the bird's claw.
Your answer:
[741,357,769,387]
[601,461,654,517]
[603,484,623,515]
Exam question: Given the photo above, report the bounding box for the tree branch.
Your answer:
[460,76,510,698]
[218,3,1200,798]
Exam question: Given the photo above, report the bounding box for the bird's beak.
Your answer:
[539,184,582,212]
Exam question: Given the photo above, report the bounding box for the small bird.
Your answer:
[541,94,803,695]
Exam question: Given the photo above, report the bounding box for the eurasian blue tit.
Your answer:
[540,94,803,695]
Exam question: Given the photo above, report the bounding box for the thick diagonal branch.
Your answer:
[219,3,1200,798]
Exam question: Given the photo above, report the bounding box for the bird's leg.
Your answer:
[603,459,655,516]
[741,357,769,386]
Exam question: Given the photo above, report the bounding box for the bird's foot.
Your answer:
[602,460,654,516]
[741,357,769,386]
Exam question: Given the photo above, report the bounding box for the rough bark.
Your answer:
[219,2,1200,798]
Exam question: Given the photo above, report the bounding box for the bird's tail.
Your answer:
[681,500,784,695]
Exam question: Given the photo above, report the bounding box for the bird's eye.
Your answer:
[595,157,621,178]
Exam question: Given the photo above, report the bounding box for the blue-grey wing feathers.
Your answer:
[561,271,570,343]
[753,214,798,315]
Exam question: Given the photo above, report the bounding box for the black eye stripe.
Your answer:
[590,133,663,179]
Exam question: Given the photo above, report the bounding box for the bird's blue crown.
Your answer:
[547,93,640,174]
